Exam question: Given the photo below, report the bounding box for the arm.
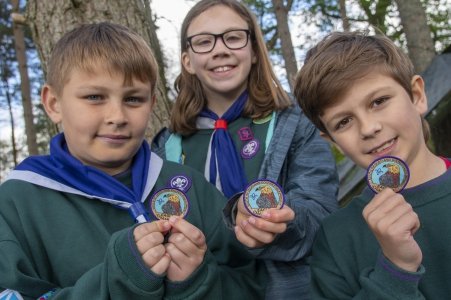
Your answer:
[311,225,426,299]
[0,220,166,299]
[237,109,339,260]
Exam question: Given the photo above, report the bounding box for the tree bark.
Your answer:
[394,0,436,73]
[338,0,350,32]
[271,0,297,92]
[11,0,39,155]
[25,0,171,139]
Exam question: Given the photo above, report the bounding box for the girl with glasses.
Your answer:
[152,0,339,298]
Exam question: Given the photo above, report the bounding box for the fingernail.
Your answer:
[169,216,179,224]
[241,220,248,227]
[248,217,256,224]
[162,221,171,230]
[262,212,270,218]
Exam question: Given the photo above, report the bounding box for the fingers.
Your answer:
[168,216,207,250]
[134,220,171,241]
[234,225,264,248]
[134,221,172,275]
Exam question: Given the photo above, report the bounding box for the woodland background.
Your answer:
[0,0,450,182]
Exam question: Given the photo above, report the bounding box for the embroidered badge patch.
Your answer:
[243,179,285,217]
[237,127,254,141]
[168,175,192,192]
[150,189,190,220]
[241,139,260,159]
[367,156,410,193]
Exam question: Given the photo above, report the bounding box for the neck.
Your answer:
[204,89,247,117]
[407,148,446,188]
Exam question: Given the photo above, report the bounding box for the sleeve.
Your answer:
[150,127,171,159]
[311,226,426,300]
[0,213,166,299]
[163,174,267,300]
[249,109,340,261]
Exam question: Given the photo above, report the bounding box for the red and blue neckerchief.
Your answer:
[199,90,248,198]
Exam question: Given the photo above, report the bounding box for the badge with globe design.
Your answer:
[243,179,285,217]
[367,156,410,193]
[150,188,189,220]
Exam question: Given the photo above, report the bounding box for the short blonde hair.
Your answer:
[47,22,159,97]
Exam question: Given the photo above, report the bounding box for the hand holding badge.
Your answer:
[367,156,410,193]
[243,179,285,217]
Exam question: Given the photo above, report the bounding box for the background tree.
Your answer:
[25,0,172,138]
[394,0,436,72]
[12,0,38,155]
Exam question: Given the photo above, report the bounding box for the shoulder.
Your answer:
[151,127,172,157]
[319,193,369,237]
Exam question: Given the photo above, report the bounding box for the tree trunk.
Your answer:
[2,79,18,166]
[394,0,436,73]
[25,0,171,139]
[338,0,350,32]
[271,0,297,92]
[11,0,39,155]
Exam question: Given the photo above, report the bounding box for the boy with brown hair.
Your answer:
[295,31,451,299]
[0,22,266,299]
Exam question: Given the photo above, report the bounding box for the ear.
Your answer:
[150,94,157,111]
[251,49,257,64]
[181,52,196,74]
[411,75,428,115]
[41,84,62,124]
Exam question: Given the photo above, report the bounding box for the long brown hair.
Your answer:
[170,0,291,136]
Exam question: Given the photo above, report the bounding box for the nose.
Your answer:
[105,101,127,127]
[211,36,230,56]
[359,115,381,139]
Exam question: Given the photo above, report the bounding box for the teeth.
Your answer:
[213,66,232,72]
[371,139,395,154]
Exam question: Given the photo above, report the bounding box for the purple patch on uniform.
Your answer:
[168,175,192,192]
[237,127,254,141]
[241,139,260,159]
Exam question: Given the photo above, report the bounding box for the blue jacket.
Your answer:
[152,104,339,299]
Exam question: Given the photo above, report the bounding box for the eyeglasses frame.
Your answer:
[186,29,252,54]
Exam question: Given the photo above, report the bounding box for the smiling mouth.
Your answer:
[212,65,234,73]
[368,138,397,154]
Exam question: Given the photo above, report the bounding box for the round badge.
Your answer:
[150,188,189,220]
[241,139,260,159]
[366,156,410,193]
[243,179,285,217]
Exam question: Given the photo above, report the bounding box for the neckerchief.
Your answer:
[11,133,154,222]
[198,90,248,198]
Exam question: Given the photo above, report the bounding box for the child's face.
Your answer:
[42,66,154,175]
[320,71,428,169]
[182,5,256,101]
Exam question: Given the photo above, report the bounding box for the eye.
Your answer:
[192,35,213,47]
[372,96,389,107]
[125,96,149,106]
[85,95,103,101]
[335,116,352,131]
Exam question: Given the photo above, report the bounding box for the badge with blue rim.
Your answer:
[367,156,410,193]
[243,179,285,217]
[168,174,192,192]
[150,188,190,220]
